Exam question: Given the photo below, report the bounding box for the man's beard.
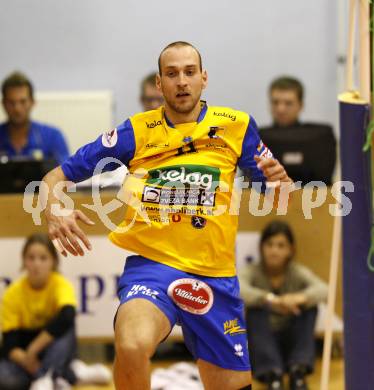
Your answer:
[9,116,29,127]
[164,94,201,114]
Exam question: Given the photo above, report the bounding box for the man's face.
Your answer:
[141,83,164,111]
[2,86,34,126]
[270,89,302,127]
[157,46,207,115]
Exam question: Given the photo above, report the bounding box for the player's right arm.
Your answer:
[41,119,136,257]
[41,166,94,257]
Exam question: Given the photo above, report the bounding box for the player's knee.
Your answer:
[115,336,153,364]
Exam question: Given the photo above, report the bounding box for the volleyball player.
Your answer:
[41,41,291,389]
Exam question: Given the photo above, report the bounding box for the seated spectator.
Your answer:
[140,72,164,111]
[0,72,69,164]
[239,221,327,390]
[0,233,110,390]
[260,77,336,185]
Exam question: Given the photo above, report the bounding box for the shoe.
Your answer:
[289,365,309,390]
[268,378,284,390]
[151,364,203,390]
[54,377,72,390]
[168,362,200,381]
[264,372,284,390]
[30,372,54,390]
[70,359,111,384]
[151,368,172,389]
[289,375,308,390]
[164,379,203,390]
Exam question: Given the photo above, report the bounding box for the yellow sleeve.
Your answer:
[1,290,21,332]
[54,276,77,310]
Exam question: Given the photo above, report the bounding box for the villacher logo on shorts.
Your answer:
[167,278,214,315]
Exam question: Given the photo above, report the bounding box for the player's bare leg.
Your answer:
[197,359,252,390]
[114,298,171,390]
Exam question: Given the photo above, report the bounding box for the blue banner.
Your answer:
[339,100,374,390]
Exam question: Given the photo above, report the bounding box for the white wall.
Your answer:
[0,0,338,133]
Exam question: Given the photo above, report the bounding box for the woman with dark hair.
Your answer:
[239,221,327,390]
[0,233,78,389]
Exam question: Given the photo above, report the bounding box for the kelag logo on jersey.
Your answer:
[146,120,162,129]
[213,111,236,121]
[146,165,220,191]
[142,165,221,208]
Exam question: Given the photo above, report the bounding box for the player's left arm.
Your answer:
[238,115,292,187]
[254,155,292,185]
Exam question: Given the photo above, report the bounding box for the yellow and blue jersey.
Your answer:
[61,102,272,277]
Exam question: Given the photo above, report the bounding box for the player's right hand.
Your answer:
[46,209,94,257]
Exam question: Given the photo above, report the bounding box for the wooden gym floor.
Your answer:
[73,357,344,390]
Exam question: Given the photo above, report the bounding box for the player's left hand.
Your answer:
[254,156,292,186]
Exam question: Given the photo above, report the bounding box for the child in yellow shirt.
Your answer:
[0,233,77,389]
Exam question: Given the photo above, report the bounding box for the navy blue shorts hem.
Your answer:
[197,355,251,372]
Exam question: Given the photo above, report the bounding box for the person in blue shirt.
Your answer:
[0,72,69,164]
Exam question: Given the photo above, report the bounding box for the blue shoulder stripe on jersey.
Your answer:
[197,102,208,123]
[164,112,174,128]
[61,119,135,183]
[238,115,267,186]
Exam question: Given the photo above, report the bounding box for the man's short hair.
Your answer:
[140,72,158,98]
[158,41,202,75]
[2,71,34,99]
[269,76,304,103]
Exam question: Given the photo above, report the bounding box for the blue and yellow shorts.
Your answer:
[116,255,251,371]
